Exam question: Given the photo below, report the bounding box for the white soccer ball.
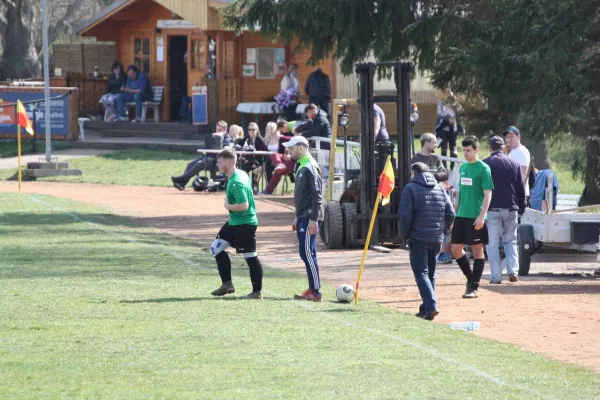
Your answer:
[336,284,355,303]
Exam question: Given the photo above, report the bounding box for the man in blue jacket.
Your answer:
[399,162,456,320]
[116,65,153,122]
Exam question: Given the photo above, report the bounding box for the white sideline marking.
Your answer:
[25,194,554,399]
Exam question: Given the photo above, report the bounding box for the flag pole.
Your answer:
[17,125,22,193]
[354,191,382,304]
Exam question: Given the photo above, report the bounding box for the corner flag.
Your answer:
[378,157,395,206]
[17,100,34,135]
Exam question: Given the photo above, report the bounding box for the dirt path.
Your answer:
[3,181,599,373]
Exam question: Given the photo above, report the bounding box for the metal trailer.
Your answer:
[518,171,600,275]
[320,61,415,249]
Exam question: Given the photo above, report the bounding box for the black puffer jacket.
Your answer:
[398,172,455,242]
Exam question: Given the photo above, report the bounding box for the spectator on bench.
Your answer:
[171,121,239,191]
[101,61,126,122]
[258,120,294,195]
[116,65,153,122]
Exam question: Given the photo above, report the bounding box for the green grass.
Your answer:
[0,192,599,399]
[0,139,72,158]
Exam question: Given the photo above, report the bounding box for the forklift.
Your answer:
[320,61,414,249]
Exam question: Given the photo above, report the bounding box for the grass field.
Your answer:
[1,192,599,399]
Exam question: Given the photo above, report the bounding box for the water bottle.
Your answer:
[93,66,99,78]
[448,321,480,331]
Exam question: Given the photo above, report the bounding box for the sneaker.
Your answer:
[463,290,479,299]
[509,274,519,282]
[424,310,440,321]
[415,312,425,318]
[118,117,128,122]
[437,253,452,264]
[171,177,185,191]
[241,291,263,300]
[489,280,502,284]
[256,191,271,196]
[463,280,472,296]
[132,118,142,123]
[211,282,235,296]
[294,288,322,302]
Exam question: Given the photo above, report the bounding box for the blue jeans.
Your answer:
[116,93,144,119]
[296,218,322,291]
[486,209,519,281]
[409,239,441,314]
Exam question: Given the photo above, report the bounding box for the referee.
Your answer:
[283,136,324,302]
[209,148,264,300]
[451,136,494,299]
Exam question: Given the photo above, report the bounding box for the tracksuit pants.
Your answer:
[296,218,322,291]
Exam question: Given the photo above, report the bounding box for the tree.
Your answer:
[0,0,40,79]
[224,0,600,204]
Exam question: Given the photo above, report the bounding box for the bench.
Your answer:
[102,86,164,122]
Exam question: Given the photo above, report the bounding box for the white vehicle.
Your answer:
[518,172,600,275]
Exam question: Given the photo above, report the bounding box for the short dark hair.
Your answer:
[277,119,288,130]
[127,65,139,73]
[462,135,479,150]
[217,148,236,160]
[489,142,504,152]
[305,104,318,113]
[111,61,123,72]
[411,162,429,175]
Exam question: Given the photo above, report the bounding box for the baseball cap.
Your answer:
[283,136,309,147]
[503,126,520,136]
[488,135,504,146]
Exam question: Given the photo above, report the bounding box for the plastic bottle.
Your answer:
[93,66,98,78]
[448,321,480,331]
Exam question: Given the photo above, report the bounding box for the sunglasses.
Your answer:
[248,128,257,131]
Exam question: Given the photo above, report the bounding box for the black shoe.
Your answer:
[415,312,425,318]
[171,177,185,191]
[423,310,439,321]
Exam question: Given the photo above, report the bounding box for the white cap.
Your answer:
[283,136,309,147]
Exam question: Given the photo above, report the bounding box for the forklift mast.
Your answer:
[354,61,414,242]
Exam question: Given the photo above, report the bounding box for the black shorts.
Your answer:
[451,217,489,246]
[217,222,257,254]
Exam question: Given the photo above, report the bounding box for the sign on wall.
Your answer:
[192,86,208,125]
[242,65,255,77]
[0,92,69,136]
[157,20,196,29]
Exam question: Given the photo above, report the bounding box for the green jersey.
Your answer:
[457,160,494,219]
[226,170,258,226]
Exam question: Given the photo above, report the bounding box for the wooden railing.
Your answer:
[62,72,109,117]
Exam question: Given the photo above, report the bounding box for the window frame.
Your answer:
[255,48,276,80]
[133,37,151,74]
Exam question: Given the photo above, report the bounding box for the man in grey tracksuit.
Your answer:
[283,136,325,302]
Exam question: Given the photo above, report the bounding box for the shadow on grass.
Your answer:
[120,296,295,303]
[99,149,192,162]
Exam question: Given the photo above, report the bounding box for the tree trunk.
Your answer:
[579,136,600,206]
[525,137,551,170]
[0,0,41,79]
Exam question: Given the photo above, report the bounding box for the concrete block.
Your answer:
[26,168,83,177]
[27,162,70,170]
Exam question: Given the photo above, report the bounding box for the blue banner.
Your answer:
[192,86,208,125]
[0,91,69,136]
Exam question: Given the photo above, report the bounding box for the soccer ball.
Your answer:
[336,284,355,303]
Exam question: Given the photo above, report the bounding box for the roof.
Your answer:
[75,0,132,35]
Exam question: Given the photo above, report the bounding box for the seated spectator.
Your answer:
[116,65,153,122]
[100,61,127,122]
[171,121,238,190]
[239,122,267,191]
[258,121,294,195]
[293,103,331,150]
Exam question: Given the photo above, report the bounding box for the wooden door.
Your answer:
[187,34,207,95]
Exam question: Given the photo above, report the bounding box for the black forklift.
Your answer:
[320,61,414,249]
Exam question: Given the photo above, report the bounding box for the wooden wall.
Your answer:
[237,33,336,104]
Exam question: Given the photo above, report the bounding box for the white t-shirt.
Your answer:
[267,142,279,152]
[508,145,531,196]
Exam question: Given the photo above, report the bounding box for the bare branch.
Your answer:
[47,0,85,45]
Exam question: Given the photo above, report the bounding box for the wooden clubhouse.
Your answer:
[75,0,337,126]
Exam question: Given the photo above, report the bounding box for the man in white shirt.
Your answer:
[503,126,531,200]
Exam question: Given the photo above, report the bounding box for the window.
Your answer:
[190,38,206,70]
[256,48,275,79]
[134,37,150,74]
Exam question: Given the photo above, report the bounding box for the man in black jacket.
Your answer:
[294,103,332,150]
[399,162,456,320]
[304,67,331,116]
